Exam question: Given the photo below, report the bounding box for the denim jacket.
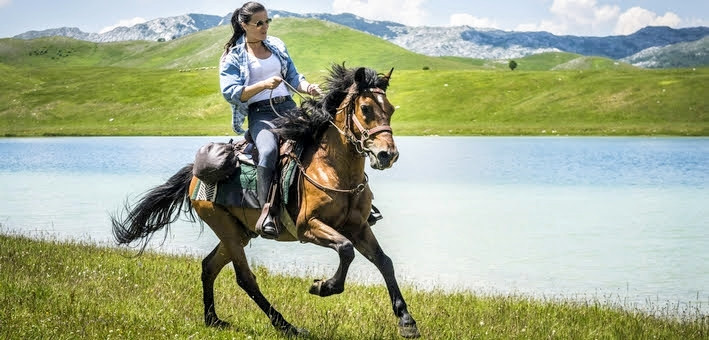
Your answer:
[220,35,306,134]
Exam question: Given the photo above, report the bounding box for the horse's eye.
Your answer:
[360,104,372,116]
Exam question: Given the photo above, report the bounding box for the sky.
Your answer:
[1,0,707,38]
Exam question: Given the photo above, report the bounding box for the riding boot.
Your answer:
[256,166,280,239]
[368,204,383,226]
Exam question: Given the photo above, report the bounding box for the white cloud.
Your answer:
[449,13,499,29]
[548,0,619,34]
[550,0,620,25]
[0,0,11,8]
[614,7,681,35]
[332,0,426,26]
[99,17,147,34]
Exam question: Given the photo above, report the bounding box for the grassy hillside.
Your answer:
[0,18,707,136]
[514,52,582,71]
[2,234,706,339]
[392,68,707,135]
[0,19,475,72]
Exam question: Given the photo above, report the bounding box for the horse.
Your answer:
[111,64,420,338]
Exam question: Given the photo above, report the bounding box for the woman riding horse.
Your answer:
[112,64,419,338]
[219,2,382,239]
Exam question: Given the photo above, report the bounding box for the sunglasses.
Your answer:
[247,18,272,28]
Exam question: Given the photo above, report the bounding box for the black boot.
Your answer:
[256,166,280,239]
[368,205,383,226]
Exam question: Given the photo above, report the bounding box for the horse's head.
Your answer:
[339,67,399,170]
[272,64,400,170]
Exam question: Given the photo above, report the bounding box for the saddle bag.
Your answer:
[193,140,238,184]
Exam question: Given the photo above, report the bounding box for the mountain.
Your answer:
[399,26,709,60]
[14,27,100,42]
[12,11,709,68]
[14,13,226,42]
[269,11,405,39]
[621,36,709,68]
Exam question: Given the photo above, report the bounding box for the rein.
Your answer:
[292,158,369,196]
[270,81,307,115]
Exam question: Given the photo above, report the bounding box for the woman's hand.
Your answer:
[306,83,323,96]
[261,76,283,90]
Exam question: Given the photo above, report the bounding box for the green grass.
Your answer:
[1,233,707,339]
[514,52,584,71]
[390,68,708,136]
[0,18,707,136]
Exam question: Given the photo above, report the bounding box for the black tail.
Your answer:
[111,164,196,254]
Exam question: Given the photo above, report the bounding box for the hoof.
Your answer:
[279,324,309,337]
[399,324,420,338]
[309,279,324,296]
[290,327,310,337]
[206,318,231,329]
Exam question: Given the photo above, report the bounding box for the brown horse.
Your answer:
[111,64,419,338]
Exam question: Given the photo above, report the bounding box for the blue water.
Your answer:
[1,136,707,315]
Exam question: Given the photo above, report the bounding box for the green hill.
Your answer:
[0,19,474,72]
[515,52,583,71]
[0,18,707,136]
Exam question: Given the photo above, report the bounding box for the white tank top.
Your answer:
[247,53,289,104]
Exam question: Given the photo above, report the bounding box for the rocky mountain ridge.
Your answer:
[11,11,709,68]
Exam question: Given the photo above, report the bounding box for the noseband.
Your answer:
[334,87,394,156]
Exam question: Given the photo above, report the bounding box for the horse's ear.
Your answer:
[385,67,394,80]
[354,67,366,84]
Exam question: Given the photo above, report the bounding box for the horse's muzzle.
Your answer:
[373,150,399,169]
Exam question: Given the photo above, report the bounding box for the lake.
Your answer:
[1,136,707,315]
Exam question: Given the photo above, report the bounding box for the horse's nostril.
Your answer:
[377,150,397,165]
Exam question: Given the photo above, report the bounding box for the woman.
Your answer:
[220,2,322,239]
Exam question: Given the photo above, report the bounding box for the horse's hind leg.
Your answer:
[353,226,420,338]
[194,201,303,336]
[300,218,355,297]
[202,242,231,328]
[225,234,303,336]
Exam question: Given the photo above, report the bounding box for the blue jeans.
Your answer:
[247,97,296,170]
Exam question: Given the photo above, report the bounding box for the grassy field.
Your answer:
[1,233,707,339]
[1,63,706,137]
[1,18,707,137]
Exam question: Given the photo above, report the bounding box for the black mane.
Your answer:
[272,63,390,146]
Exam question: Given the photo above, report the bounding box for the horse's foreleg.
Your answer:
[300,218,355,297]
[202,242,231,328]
[353,226,420,338]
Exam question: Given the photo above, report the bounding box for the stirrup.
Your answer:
[368,205,383,226]
[261,218,280,239]
[256,203,281,239]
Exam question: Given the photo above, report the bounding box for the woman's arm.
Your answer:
[240,76,284,101]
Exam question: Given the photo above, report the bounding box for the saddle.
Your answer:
[191,137,302,209]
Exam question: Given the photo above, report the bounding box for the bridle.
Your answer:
[278,82,394,196]
[331,86,394,157]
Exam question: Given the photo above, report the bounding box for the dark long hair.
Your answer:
[224,1,266,52]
